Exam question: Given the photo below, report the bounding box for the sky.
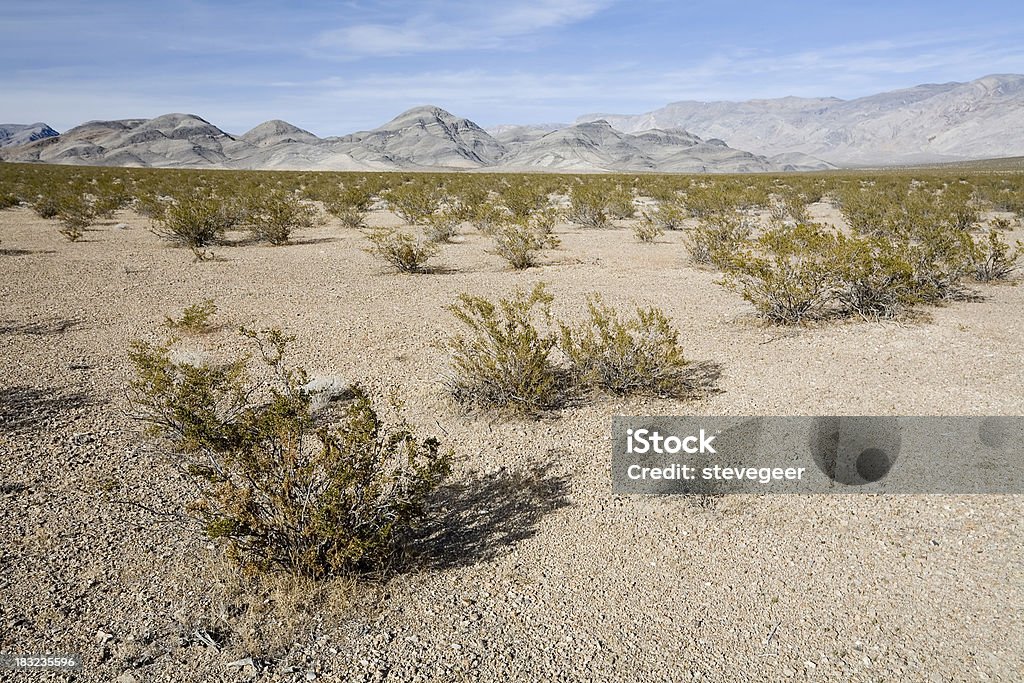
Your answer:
[3,0,1024,135]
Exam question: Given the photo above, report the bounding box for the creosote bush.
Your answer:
[153,193,240,248]
[364,228,439,273]
[567,183,611,228]
[684,214,751,266]
[127,328,450,577]
[719,222,840,325]
[447,284,564,415]
[489,219,559,270]
[447,285,704,414]
[244,190,316,245]
[973,228,1021,282]
[165,299,218,333]
[559,295,693,397]
[633,214,664,243]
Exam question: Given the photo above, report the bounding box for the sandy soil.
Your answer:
[1,203,1022,682]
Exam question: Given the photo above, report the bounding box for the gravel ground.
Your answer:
[1,203,1022,682]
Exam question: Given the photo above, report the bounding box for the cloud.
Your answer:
[314,0,613,57]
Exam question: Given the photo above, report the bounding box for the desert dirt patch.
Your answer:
[1,196,1023,682]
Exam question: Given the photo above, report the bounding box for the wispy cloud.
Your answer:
[314,0,613,57]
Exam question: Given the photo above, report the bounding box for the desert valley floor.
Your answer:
[1,203,1022,682]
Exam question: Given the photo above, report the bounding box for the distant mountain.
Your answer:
[576,74,1024,165]
[0,123,59,148]
[1,106,828,172]
[497,120,832,172]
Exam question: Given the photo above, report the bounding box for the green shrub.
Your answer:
[683,214,750,266]
[649,200,687,230]
[446,284,564,415]
[384,183,441,225]
[56,194,96,241]
[559,295,692,397]
[424,208,462,243]
[324,185,374,229]
[719,223,840,325]
[364,228,439,273]
[606,184,636,219]
[244,190,316,245]
[0,193,18,210]
[127,329,450,577]
[567,183,610,228]
[165,299,218,333]
[497,180,549,220]
[904,223,976,302]
[832,235,917,319]
[489,220,559,270]
[32,194,62,219]
[972,229,1021,282]
[153,193,239,248]
[633,214,664,243]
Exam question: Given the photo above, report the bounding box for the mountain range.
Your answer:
[1,74,1021,172]
[577,74,1024,166]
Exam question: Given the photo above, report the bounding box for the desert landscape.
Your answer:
[1,163,1022,681]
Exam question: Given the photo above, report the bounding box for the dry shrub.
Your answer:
[165,299,218,333]
[364,229,439,273]
[559,295,693,397]
[489,219,559,270]
[446,284,564,415]
[127,328,451,578]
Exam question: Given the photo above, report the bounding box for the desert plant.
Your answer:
[56,194,96,241]
[424,208,462,243]
[446,284,564,415]
[633,214,664,243]
[683,213,751,266]
[719,223,840,325]
[0,193,18,210]
[153,193,239,248]
[244,190,316,245]
[567,183,611,228]
[32,194,62,219]
[972,229,1021,281]
[489,221,559,270]
[127,329,450,577]
[559,295,692,397]
[324,184,374,229]
[364,229,439,273]
[832,235,917,319]
[165,299,218,333]
[384,183,441,225]
[607,184,636,219]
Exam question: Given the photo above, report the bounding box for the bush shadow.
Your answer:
[0,317,80,336]
[406,461,572,572]
[0,384,91,433]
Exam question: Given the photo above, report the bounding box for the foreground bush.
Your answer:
[165,299,218,333]
[153,193,240,247]
[719,223,840,325]
[566,183,611,228]
[973,228,1021,281]
[489,219,560,269]
[559,295,693,397]
[244,189,317,245]
[447,284,564,415]
[364,228,439,273]
[55,194,96,241]
[683,213,751,266]
[127,329,451,577]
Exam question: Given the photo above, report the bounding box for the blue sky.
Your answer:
[3,1,1023,135]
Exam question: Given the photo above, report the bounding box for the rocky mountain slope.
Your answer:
[576,74,1024,165]
[0,123,59,148]
[0,107,829,173]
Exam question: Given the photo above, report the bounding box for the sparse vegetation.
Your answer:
[127,328,451,577]
[243,189,317,245]
[364,228,439,273]
[489,219,560,269]
[633,214,664,243]
[973,228,1021,281]
[447,284,564,415]
[165,299,218,333]
[559,295,693,397]
[152,193,239,248]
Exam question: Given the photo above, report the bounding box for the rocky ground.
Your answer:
[1,203,1022,682]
